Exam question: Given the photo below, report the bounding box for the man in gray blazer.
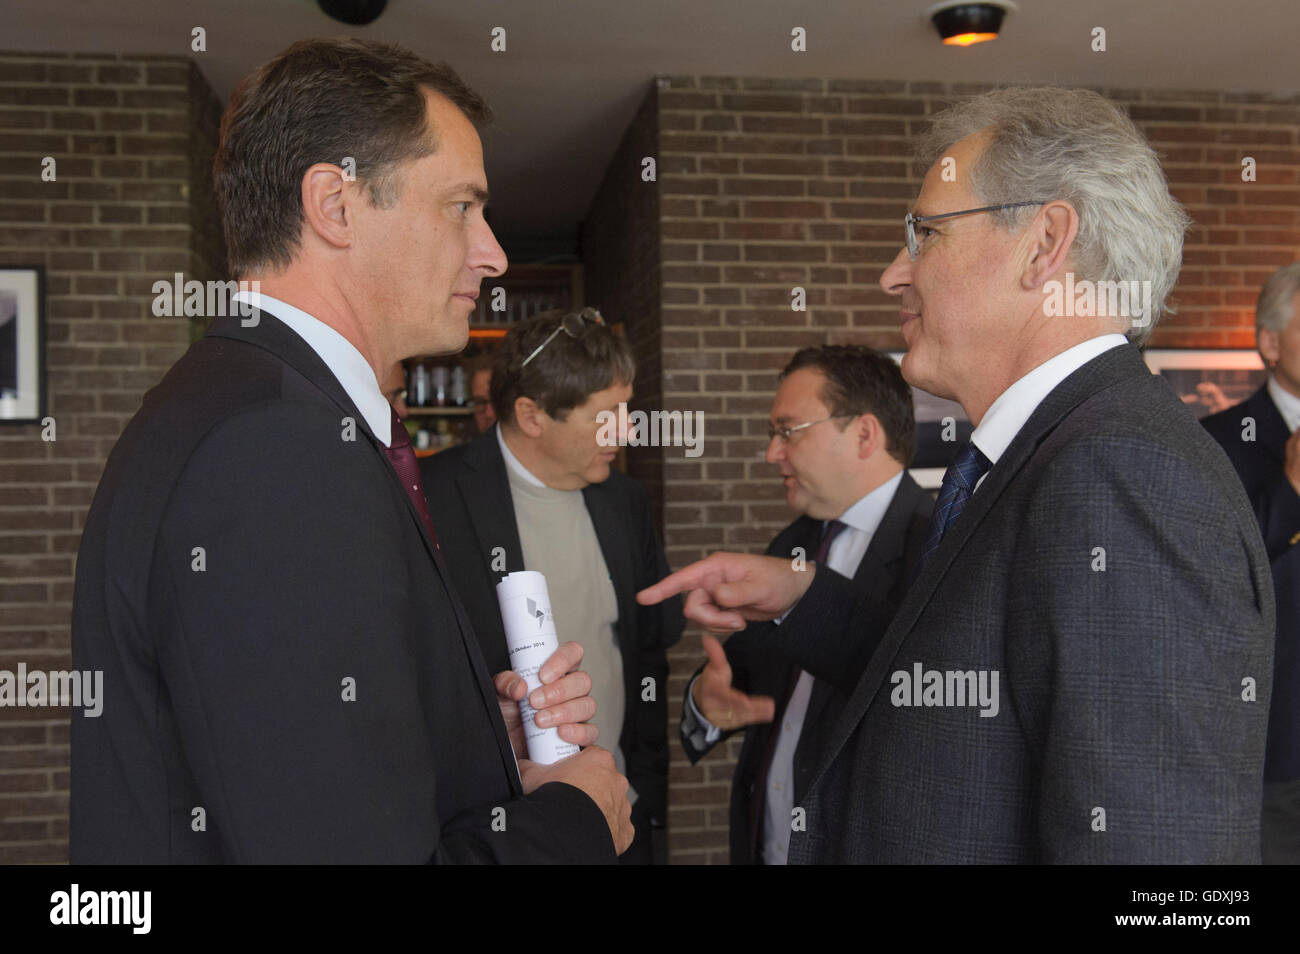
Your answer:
[640,87,1275,863]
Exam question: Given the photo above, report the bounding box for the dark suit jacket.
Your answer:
[70,309,615,864]
[1203,386,1300,563]
[419,430,683,827]
[1203,385,1300,862]
[773,344,1275,863]
[680,473,931,864]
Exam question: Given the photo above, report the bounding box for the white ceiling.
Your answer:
[7,0,1300,250]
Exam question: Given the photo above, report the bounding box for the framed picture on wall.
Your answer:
[0,266,45,425]
[1142,349,1267,420]
[888,352,971,490]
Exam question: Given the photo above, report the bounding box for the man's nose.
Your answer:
[879,246,912,296]
[765,433,784,464]
[472,220,508,278]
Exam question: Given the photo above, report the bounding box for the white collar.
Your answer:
[971,334,1128,466]
[834,470,904,538]
[232,290,392,446]
[496,425,548,488]
[1267,375,1300,433]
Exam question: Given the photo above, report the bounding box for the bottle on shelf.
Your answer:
[410,361,430,407]
[431,365,449,408]
[450,366,467,407]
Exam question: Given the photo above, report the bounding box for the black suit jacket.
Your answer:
[70,309,615,863]
[776,345,1273,863]
[419,430,684,826]
[680,473,932,864]
[1203,385,1300,861]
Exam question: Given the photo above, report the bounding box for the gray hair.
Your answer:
[917,87,1190,345]
[1256,262,1300,334]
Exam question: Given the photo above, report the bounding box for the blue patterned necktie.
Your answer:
[920,440,991,565]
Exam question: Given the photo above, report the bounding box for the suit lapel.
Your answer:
[1248,386,1289,466]
[454,430,526,581]
[806,344,1147,794]
[206,311,523,793]
[800,475,921,743]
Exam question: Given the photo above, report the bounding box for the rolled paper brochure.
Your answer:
[495,570,581,765]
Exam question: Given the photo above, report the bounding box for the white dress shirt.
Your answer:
[1268,374,1300,434]
[232,290,392,446]
[970,334,1128,489]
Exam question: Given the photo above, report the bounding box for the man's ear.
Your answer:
[513,396,545,438]
[1020,199,1078,292]
[1258,328,1280,368]
[855,414,882,460]
[300,162,354,251]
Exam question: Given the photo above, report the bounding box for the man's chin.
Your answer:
[900,349,945,398]
[585,459,613,484]
[427,317,470,357]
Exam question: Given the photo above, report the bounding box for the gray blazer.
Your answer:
[772,343,1275,863]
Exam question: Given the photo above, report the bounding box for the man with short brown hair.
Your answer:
[72,38,630,863]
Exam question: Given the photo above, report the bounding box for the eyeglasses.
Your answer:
[767,415,854,443]
[904,201,1044,261]
[519,307,605,369]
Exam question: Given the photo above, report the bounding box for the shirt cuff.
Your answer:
[682,674,722,746]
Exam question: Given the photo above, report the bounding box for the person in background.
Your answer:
[421,308,683,863]
[470,362,496,433]
[382,360,410,419]
[680,345,931,864]
[1203,261,1300,864]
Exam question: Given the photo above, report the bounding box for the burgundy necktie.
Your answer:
[383,407,439,551]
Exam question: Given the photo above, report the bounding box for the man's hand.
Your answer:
[493,641,598,761]
[519,746,634,855]
[1285,427,1300,497]
[692,634,775,731]
[636,551,816,634]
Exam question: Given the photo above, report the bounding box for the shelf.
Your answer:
[407,406,473,416]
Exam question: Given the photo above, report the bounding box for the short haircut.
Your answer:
[492,309,635,426]
[779,345,916,466]
[1256,262,1300,335]
[917,87,1190,345]
[214,37,491,276]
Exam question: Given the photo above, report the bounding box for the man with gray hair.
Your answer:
[640,87,1274,863]
[1203,261,1300,863]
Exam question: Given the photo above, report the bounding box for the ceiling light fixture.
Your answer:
[317,0,388,27]
[926,1,1017,47]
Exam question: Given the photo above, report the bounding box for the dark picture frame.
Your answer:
[0,265,46,425]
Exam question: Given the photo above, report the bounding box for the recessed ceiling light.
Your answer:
[926,1,1018,47]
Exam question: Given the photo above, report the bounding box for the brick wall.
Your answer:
[640,77,1300,863]
[583,83,665,519]
[0,51,224,863]
[3,59,1297,865]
